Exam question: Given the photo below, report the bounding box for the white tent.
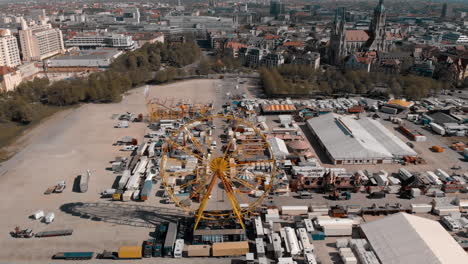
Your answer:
[361,212,468,264]
[268,137,289,160]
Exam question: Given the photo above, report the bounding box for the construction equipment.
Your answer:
[10,227,33,238]
[431,146,444,153]
[44,186,56,195]
[329,190,351,200]
[147,97,213,122]
[54,181,66,193]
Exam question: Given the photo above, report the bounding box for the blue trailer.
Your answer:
[53,252,94,260]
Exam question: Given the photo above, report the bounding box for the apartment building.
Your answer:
[18,18,64,61]
[0,29,21,67]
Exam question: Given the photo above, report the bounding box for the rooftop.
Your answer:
[307,113,416,160]
[361,213,468,264]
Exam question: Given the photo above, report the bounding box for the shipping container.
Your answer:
[296,228,314,254]
[118,170,131,190]
[284,227,300,256]
[132,190,140,200]
[186,245,211,257]
[435,169,451,182]
[305,252,318,264]
[140,180,152,201]
[310,231,325,240]
[212,241,249,257]
[118,246,142,259]
[380,106,398,115]
[339,248,357,264]
[430,122,445,135]
[272,232,283,258]
[137,142,148,156]
[148,142,156,158]
[410,203,432,214]
[281,206,308,216]
[163,222,178,257]
[304,219,315,233]
[399,168,412,181]
[255,238,265,258]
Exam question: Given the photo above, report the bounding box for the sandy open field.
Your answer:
[0,79,233,263]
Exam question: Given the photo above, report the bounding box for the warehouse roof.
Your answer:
[361,213,468,264]
[262,104,296,113]
[387,99,413,108]
[429,111,460,125]
[307,113,416,160]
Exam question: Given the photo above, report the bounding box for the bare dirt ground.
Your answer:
[0,79,227,263]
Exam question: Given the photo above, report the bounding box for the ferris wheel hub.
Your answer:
[209,157,229,177]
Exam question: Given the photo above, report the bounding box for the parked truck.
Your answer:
[52,252,94,260]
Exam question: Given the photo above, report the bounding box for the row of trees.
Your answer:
[0,41,202,124]
[260,64,445,99]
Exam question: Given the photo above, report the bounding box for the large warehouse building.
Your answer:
[307,113,417,165]
[361,213,468,264]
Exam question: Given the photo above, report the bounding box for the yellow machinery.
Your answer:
[146,97,213,122]
[160,114,276,230]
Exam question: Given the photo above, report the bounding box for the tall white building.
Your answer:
[0,29,21,67]
[65,34,136,50]
[18,18,64,61]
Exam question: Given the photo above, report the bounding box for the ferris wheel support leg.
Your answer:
[193,172,218,231]
[221,176,246,230]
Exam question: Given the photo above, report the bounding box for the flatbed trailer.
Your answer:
[35,229,73,238]
[53,252,94,260]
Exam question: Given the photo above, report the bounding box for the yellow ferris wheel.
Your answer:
[160,114,276,230]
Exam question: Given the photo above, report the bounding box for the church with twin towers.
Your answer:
[328,0,392,65]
